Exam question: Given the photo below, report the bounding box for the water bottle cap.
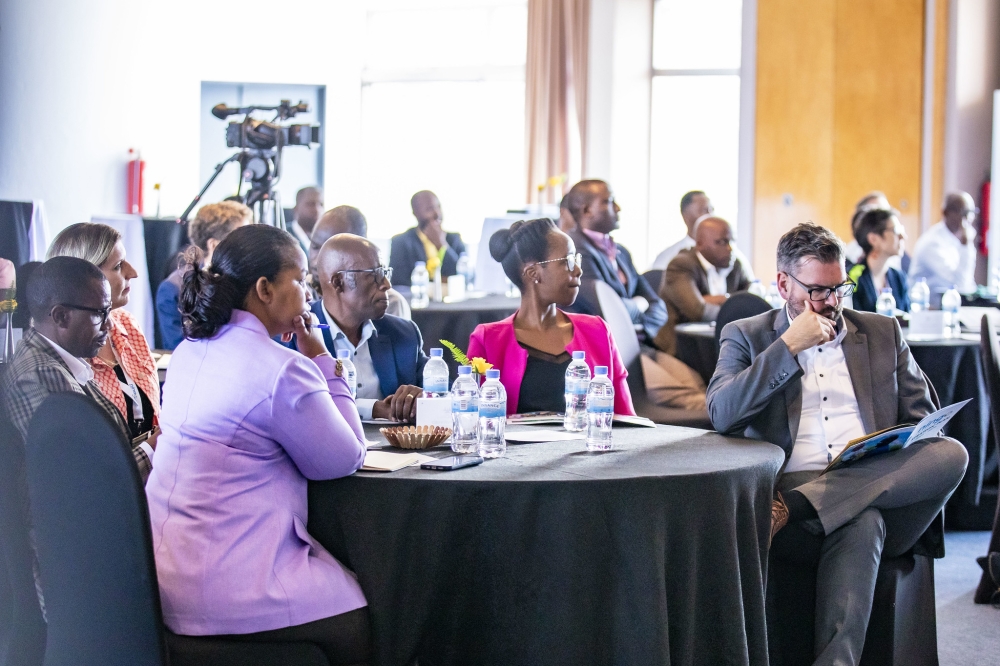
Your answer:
[881,288,891,294]
[336,349,350,359]
[595,366,608,376]
[430,348,443,357]
[457,366,472,375]
[486,369,500,379]
[572,351,585,360]
[415,261,426,267]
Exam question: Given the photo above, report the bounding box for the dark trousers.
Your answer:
[220,606,371,666]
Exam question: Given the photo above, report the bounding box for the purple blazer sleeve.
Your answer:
[269,354,366,481]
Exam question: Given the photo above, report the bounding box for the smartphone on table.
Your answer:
[420,455,484,471]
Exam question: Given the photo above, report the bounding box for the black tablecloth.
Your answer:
[308,424,784,666]
[410,296,520,376]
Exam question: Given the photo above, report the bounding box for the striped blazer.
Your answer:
[1,327,152,482]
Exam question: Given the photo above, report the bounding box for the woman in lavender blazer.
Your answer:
[146,225,370,663]
[468,218,635,416]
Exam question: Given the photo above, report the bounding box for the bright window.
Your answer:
[358,1,528,250]
[648,0,743,258]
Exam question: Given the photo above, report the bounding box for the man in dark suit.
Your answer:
[389,190,466,286]
[311,233,428,422]
[655,216,752,354]
[1,257,151,480]
[563,179,667,345]
[707,223,967,665]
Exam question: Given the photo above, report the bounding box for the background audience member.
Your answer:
[649,190,755,278]
[844,191,891,265]
[564,179,667,344]
[557,193,576,232]
[849,208,910,313]
[157,201,252,349]
[287,185,324,253]
[655,216,752,355]
[707,222,966,664]
[389,190,466,286]
[909,191,979,294]
[468,218,635,416]
[308,233,427,422]
[0,257,147,477]
[147,224,370,662]
[48,222,159,458]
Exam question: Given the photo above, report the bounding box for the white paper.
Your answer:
[416,397,452,428]
[361,450,433,472]
[907,310,946,339]
[504,430,585,443]
[908,399,973,444]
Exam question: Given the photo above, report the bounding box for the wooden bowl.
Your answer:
[380,425,452,450]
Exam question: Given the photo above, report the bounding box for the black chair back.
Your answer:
[0,402,45,666]
[714,292,772,347]
[24,393,167,666]
[641,269,663,294]
[976,315,1000,603]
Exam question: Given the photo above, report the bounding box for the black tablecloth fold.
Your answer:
[308,425,783,666]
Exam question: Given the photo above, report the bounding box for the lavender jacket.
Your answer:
[146,310,368,636]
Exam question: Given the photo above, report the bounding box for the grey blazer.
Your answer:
[706,307,935,465]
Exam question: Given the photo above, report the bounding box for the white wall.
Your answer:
[0,0,365,234]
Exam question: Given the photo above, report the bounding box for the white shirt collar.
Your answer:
[319,304,376,351]
[696,251,733,274]
[35,331,94,385]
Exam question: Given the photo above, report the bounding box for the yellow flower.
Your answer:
[0,298,17,314]
[469,357,493,374]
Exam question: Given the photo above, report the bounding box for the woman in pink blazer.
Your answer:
[146,225,370,663]
[468,218,635,416]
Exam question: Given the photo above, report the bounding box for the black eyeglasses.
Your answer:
[786,273,855,301]
[525,253,583,274]
[334,265,393,284]
[55,303,112,326]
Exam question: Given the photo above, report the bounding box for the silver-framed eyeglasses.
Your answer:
[55,303,112,326]
[334,265,393,283]
[786,273,855,301]
[525,253,583,273]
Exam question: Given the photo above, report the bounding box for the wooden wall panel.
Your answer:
[753,0,932,278]
[931,0,950,219]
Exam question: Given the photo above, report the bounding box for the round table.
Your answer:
[308,424,784,666]
[674,323,992,522]
[409,295,520,374]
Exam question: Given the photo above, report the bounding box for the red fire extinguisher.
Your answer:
[127,148,145,215]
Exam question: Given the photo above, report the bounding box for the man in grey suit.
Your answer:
[706,223,967,666]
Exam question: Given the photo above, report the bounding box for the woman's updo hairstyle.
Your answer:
[489,218,557,288]
[853,207,899,255]
[180,224,300,339]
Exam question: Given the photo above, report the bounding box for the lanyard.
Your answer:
[111,342,145,424]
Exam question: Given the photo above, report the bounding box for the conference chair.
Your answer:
[714,292,772,348]
[641,269,663,294]
[589,279,712,429]
[975,314,1000,604]
[23,393,330,666]
[0,406,46,666]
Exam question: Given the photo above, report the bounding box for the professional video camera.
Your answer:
[179,99,321,227]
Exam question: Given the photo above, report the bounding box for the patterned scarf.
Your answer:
[89,309,160,424]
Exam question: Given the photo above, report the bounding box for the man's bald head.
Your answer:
[566,179,619,233]
[942,191,977,233]
[316,234,381,287]
[693,216,735,269]
[309,206,368,273]
[410,190,442,230]
[317,233,390,324]
[293,186,324,235]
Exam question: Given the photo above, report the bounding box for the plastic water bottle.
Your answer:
[748,279,767,299]
[876,288,896,317]
[477,369,507,459]
[450,366,479,453]
[765,281,783,309]
[456,252,474,287]
[585,366,614,451]
[941,285,962,337]
[564,351,591,432]
[336,349,357,398]
[909,277,930,313]
[410,261,429,309]
[423,348,450,398]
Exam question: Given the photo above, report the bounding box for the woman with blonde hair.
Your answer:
[47,223,160,470]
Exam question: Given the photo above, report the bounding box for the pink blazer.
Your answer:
[147,310,368,635]
[468,311,636,416]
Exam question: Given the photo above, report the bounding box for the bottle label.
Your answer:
[566,378,589,395]
[479,402,506,418]
[425,379,449,393]
[587,397,613,414]
[452,398,479,413]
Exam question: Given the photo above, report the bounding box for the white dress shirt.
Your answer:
[319,306,383,420]
[908,220,977,294]
[784,310,867,473]
[696,251,733,297]
[651,234,755,280]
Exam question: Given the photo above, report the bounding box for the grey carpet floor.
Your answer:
[936,531,999,665]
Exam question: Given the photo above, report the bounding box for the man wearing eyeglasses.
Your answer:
[908,191,979,295]
[707,223,967,665]
[304,234,428,422]
[2,256,149,476]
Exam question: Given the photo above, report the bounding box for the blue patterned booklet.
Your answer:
[822,399,972,474]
